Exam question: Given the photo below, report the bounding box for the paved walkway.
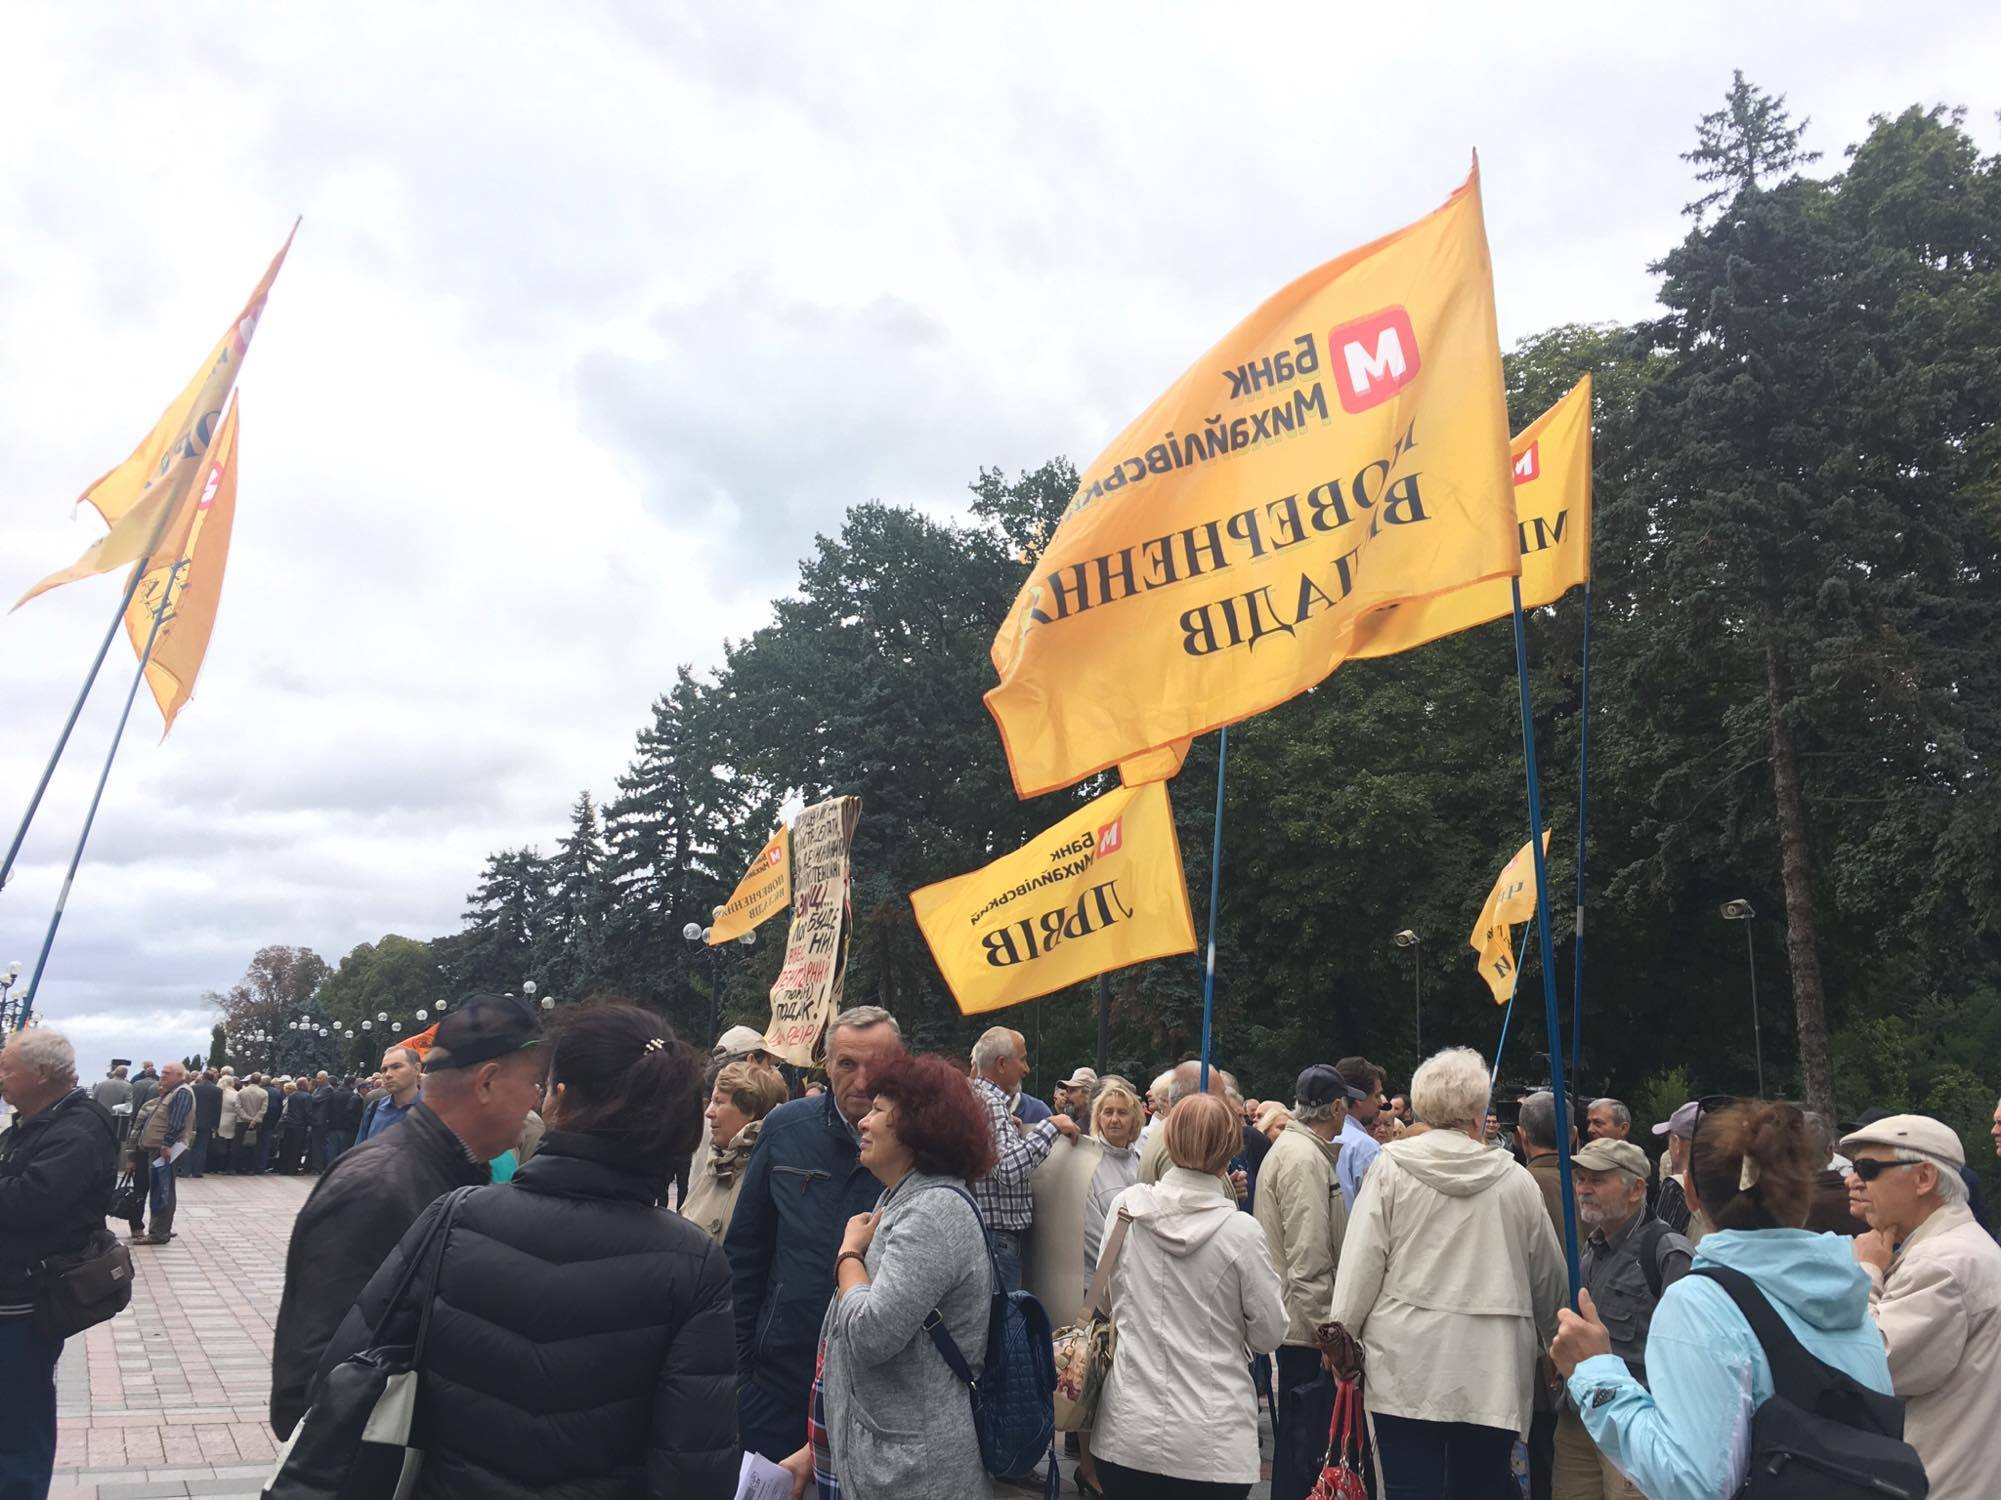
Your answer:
[50,1169,1273,1499]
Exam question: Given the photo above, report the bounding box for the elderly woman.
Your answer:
[779,1053,997,1500]
[1090,1092,1287,1500]
[680,1059,790,1244]
[1084,1075,1145,1285]
[214,1073,240,1174]
[1326,1047,1566,1499]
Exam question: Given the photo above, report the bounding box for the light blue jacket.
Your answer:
[1569,1227,1893,1500]
[1335,1114,1379,1210]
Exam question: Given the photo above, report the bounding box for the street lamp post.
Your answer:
[1720,899,1764,1096]
[1392,930,1422,1056]
[0,961,22,1031]
[683,920,756,1044]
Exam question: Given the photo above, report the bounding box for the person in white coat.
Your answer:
[1091,1090,1287,1500]
[1325,1046,1566,1498]
[214,1076,240,1174]
[1842,1112,2001,1500]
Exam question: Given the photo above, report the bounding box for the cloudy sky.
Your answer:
[2,4,1996,1070]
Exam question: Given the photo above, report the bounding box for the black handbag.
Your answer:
[262,1186,474,1500]
[32,1228,134,1341]
[110,1169,146,1224]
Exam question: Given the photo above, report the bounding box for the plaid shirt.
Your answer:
[969,1076,1058,1233]
[809,1342,839,1499]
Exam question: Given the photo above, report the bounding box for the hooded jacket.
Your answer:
[317,1132,737,1500]
[1571,1228,1894,1500]
[1253,1120,1349,1347]
[1092,1167,1288,1484]
[1326,1126,1567,1436]
[1860,1202,2001,1500]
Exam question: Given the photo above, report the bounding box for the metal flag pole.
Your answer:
[1486,919,1537,1120]
[1511,576,1583,1302]
[14,559,186,1029]
[1197,725,1228,1091]
[0,554,154,895]
[1569,580,1594,1088]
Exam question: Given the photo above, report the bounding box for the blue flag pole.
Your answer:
[1197,725,1228,1092]
[1511,577,1583,1301]
[0,555,154,896]
[14,559,186,1030]
[1570,581,1594,1090]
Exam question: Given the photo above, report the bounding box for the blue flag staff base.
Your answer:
[13,558,187,1031]
[1197,724,1228,1091]
[1511,577,1584,1303]
[0,553,155,899]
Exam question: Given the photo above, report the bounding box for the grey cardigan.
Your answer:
[820,1169,994,1500]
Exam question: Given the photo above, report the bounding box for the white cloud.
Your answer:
[1,1,1997,1069]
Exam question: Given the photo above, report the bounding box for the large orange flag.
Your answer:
[127,399,238,732]
[985,164,1518,798]
[16,224,294,609]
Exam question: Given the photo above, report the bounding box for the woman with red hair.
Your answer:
[779,1053,1000,1499]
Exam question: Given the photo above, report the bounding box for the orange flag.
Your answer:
[127,399,239,732]
[16,224,294,609]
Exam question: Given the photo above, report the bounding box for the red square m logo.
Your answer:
[1095,818,1124,857]
[1513,442,1540,485]
[1328,306,1420,414]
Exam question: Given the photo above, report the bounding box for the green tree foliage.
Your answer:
[207,1023,228,1071]
[409,85,2001,1129]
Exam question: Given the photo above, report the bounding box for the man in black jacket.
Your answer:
[322,1077,362,1167]
[728,1005,903,1461]
[181,1070,224,1177]
[269,993,545,1438]
[0,1028,118,1496]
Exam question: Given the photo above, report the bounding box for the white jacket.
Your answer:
[1863,1201,2001,1500]
[1326,1127,1565,1436]
[1092,1167,1288,1484]
[217,1085,240,1140]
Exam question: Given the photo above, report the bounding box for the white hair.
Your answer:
[9,1029,77,1088]
[830,1006,901,1042]
[1589,1098,1631,1130]
[970,1026,1021,1072]
[1410,1047,1490,1130]
[1294,1097,1337,1125]
[1894,1149,1969,1206]
[1148,1070,1175,1109]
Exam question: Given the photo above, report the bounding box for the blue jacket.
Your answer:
[1570,1228,1893,1500]
[725,1091,882,1406]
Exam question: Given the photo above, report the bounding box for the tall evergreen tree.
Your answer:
[443,848,552,993]
[537,790,609,998]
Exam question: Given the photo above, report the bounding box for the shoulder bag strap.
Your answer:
[913,1182,997,1385]
[408,1186,476,1366]
[1078,1208,1134,1323]
[1690,1264,1831,1408]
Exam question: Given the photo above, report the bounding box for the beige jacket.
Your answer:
[1863,1201,2001,1500]
[1326,1127,1566,1436]
[1253,1122,1348,1347]
[680,1120,764,1246]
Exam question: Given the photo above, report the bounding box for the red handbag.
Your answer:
[1308,1375,1371,1500]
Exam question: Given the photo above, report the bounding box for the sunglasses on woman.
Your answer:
[1847,1157,1924,1183]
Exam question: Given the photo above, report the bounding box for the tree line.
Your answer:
[208,81,2001,1175]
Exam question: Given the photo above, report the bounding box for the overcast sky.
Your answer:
[3,4,1996,1071]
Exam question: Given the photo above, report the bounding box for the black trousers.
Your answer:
[1098,1457,1249,1499]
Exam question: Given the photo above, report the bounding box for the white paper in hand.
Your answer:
[733,1449,793,1500]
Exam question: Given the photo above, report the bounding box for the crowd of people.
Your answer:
[5,1000,2001,1500]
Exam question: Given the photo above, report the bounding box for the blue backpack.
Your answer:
[920,1186,1059,1500]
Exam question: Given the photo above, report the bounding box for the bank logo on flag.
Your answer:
[765,845,783,866]
[1329,306,1420,414]
[1514,442,1540,485]
[1095,818,1124,857]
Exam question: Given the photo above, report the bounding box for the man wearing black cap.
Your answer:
[1255,1063,1362,1500]
[268,993,544,1439]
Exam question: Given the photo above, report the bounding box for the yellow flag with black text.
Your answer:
[985,163,1519,797]
[16,225,295,609]
[912,781,1196,1014]
[1470,831,1549,1003]
[710,827,791,946]
[126,399,239,732]
[1349,375,1592,656]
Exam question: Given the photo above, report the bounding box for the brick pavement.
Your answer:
[48,1168,1272,1499]
[51,1170,307,1500]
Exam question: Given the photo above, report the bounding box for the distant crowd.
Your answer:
[4,1003,1999,1500]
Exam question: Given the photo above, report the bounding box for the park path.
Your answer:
[48,1168,1271,1499]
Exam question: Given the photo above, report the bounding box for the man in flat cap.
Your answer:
[1842,1113,2001,1500]
[269,993,544,1438]
[1554,1137,1693,1500]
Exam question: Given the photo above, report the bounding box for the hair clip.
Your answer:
[1738,1157,1761,1192]
[643,1038,666,1054]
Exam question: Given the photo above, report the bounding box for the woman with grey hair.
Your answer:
[1326,1046,1567,1498]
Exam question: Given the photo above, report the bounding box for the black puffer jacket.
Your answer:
[319,1131,738,1499]
[0,1088,118,1309]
